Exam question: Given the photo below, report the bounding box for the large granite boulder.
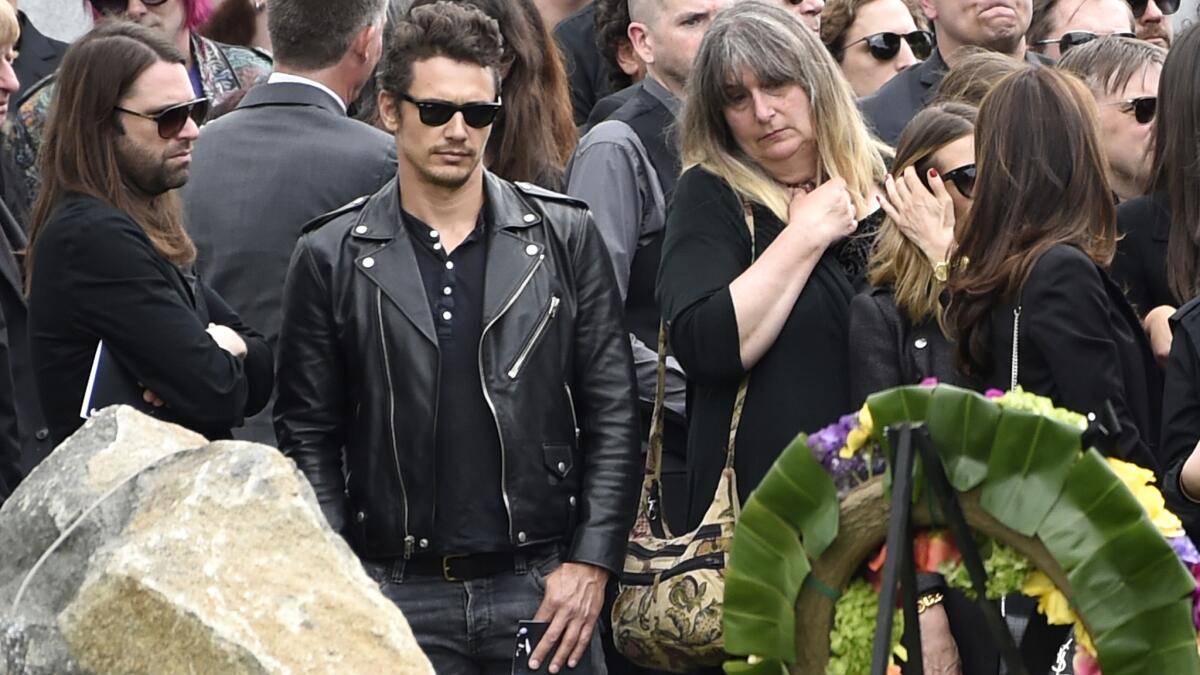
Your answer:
[0,406,433,675]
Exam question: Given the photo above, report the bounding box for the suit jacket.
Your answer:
[982,244,1161,471]
[28,193,273,447]
[860,49,1055,146]
[1161,298,1200,543]
[182,82,397,445]
[1113,191,1174,316]
[13,12,66,105]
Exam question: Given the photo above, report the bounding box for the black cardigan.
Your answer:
[656,167,855,529]
[28,192,273,446]
[981,244,1161,471]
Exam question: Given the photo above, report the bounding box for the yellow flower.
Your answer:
[1074,621,1097,657]
[1106,457,1185,537]
[1021,570,1076,626]
[838,444,855,459]
[859,403,874,436]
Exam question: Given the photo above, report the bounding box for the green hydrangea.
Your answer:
[828,579,904,675]
[995,388,1087,430]
[939,538,1033,600]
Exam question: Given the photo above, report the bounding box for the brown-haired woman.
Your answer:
[945,67,1161,471]
[850,102,976,407]
[411,0,577,189]
[820,0,931,97]
[932,46,1028,106]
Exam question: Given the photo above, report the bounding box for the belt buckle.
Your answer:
[442,553,467,582]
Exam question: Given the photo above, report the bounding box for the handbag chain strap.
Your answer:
[1010,305,1022,392]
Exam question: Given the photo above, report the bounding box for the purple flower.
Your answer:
[1170,535,1200,566]
[920,377,939,387]
[985,389,1005,399]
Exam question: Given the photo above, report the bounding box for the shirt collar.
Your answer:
[267,72,348,113]
[643,76,682,118]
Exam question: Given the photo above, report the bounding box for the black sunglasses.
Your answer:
[942,164,976,199]
[89,0,169,13]
[1032,30,1136,53]
[1106,96,1157,124]
[1128,0,1179,17]
[843,30,935,61]
[399,93,502,129]
[115,97,209,139]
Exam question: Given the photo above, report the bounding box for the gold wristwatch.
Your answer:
[917,591,945,614]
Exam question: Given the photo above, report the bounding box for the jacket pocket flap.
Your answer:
[543,443,573,478]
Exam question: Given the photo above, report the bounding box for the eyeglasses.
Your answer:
[1105,96,1157,124]
[114,97,209,138]
[398,93,502,129]
[1031,30,1136,53]
[942,164,976,199]
[842,30,935,61]
[1128,0,1179,17]
[88,0,169,14]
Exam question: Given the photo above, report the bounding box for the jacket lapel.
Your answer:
[482,175,544,325]
[352,181,438,345]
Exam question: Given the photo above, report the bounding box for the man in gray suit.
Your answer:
[183,0,395,445]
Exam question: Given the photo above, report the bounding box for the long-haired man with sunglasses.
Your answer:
[8,0,272,226]
[275,3,638,674]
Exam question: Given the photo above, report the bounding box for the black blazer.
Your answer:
[848,286,966,407]
[981,244,1161,470]
[859,49,1055,146]
[554,2,615,127]
[13,12,66,105]
[1161,298,1200,542]
[27,193,273,446]
[1113,191,1174,316]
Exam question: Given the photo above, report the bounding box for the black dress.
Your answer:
[1113,192,1175,316]
[28,192,273,446]
[656,167,856,529]
[981,244,1162,471]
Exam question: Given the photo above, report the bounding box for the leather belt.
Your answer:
[404,546,554,582]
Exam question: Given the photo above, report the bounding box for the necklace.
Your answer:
[782,180,817,193]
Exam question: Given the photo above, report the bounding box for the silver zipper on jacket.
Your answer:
[377,289,415,558]
[507,295,560,379]
[480,254,545,542]
[564,382,580,445]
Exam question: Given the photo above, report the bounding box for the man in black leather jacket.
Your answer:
[274,4,639,673]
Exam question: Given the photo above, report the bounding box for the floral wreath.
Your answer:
[721,382,1200,675]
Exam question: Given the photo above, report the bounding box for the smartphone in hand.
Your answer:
[512,620,596,674]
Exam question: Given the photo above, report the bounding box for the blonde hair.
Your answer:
[680,0,889,222]
[868,103,976,327]
[0,2,18,50]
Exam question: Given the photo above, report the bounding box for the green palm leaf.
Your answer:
[979,407,1080,535]
[924,386,1002,492]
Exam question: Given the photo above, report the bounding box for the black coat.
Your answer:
[1113,191,1174,316]
[859,49,1054,146]
[554,2,614,128]
[981,244,1161,470]
[848,286,966,407]
[27,193,273,446]
[657,167,855,529]
[1161,298,1200,543]
[13,12,66,105]
[584,82,641,132]
[274,174,640,573]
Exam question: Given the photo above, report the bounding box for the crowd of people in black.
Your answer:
[0,0,1196,672]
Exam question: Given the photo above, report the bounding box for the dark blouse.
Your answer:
[28,193,273,445]
[656,167,857,529]
[1113,192,1175,316]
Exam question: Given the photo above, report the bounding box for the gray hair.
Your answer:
[268,0,388,71]
[1057,36,1165,97]
[680,0,888,220]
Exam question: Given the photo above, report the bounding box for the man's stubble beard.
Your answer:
[115,136,189,198]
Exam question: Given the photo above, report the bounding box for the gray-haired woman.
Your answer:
[656,0,889,527]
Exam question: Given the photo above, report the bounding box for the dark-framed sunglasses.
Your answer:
[114,97,209,139]
[1128,0,1179,17]
[1032,30,1136,53]
[88,0,169,14]
[1106,96,1157,124]
[843,30,935,61]
[399,93,502,129]
[919,163,976,198]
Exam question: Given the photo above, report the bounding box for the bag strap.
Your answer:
[724,200,756,470]
[1010,305,1022,391]
[644,322,669,483]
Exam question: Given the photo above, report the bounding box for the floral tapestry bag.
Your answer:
[610,201,756,672]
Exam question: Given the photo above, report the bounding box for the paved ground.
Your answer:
[22,0,92,43]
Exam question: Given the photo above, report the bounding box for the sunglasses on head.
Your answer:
[1128,0,1179,17]
[115,97,209,138]
[399,93,502,129]
[843,30,935,62]
[89,0,169,13]
[1032,30,1136,53]
[1106,96,1157,124]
